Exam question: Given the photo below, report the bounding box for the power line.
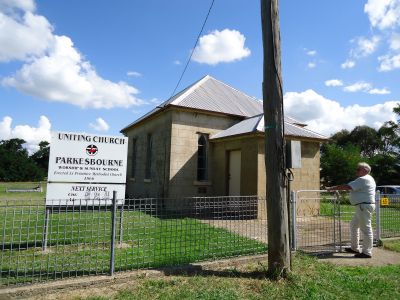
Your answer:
[169,0,215,99]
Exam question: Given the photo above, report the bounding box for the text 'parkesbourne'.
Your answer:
[55,157,123,166]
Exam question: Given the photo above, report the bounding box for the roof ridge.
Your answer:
[169,75,211,106]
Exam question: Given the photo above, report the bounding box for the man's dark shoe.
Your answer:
[354,253,372,258]
[344,247,359,254]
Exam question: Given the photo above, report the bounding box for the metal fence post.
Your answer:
[42,207,50,251]
[291,191,297,251]
[375,190,381,245]
[334,191,342,252]
[110,191,117,276]
[119,204,124,245]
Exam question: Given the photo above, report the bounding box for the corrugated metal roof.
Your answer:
[284,122,328,140]
[121,75,319,135]
[121,75,263,132]
[172,75,263,117]
[210,114,328,141]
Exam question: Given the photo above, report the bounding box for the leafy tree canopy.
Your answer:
[0,138,47,182]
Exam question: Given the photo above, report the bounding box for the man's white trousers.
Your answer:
[350,204,375,256]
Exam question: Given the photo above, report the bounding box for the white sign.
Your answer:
[46,183,125,206]
[46,131,128,206]
[47,131,128,183]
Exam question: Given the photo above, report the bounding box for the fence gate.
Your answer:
[291,190,343,253]
[291,190,383,254]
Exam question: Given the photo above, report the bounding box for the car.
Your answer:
[376,185,400,204]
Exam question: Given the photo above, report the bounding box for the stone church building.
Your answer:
[121,75,327,201]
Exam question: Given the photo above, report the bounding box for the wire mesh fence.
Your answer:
[294,190,342,253]
[293,190,400,254]
[0,196,267,287]
[378,194,400,238]
[1,192,399,287]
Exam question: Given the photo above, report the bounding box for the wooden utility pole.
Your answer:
[261,0,290,278]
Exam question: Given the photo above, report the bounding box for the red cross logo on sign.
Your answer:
[86,144,98,156]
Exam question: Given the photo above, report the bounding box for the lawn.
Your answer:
[0,181,46,202]
[71,248,400,300]
[383,239,400,252]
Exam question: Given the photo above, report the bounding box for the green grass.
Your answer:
[76,253,400,300]
[0,181,46,201]
[383,239,400,252]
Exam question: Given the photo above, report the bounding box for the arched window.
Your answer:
[197,135,208,181]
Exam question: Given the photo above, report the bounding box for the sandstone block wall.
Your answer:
[123,111,172,198]
[168,110,239,198]
[211,136,259,196]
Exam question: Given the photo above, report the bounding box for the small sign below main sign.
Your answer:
[46,183,125,206]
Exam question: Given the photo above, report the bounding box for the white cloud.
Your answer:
[284,89,399,136]
[352,36,380,57]
[0,0,36,14]
[173,60,181,65]
[192,29,251,65]
[0,115,51,153]
[0,2,143,109]
[127,71,142,77]
[369,88,391,94]
[3,36,143,108]
[390,33,400,50]
[325,79,343,87]
[149,98,162,105]
[307,62,316,69]
[341,60,356,69]
[0,116,12,138]
[0,6,53,62]
[364,0,400,30]
[343,81,372,92]
[307,50,317,56]
[89,117,109,132]
[378,53,400,71]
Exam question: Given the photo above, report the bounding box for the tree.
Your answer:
[349,126,380,157]
[261,0,290,278]
[0,138,45,181]
[378,122,399,154]
[369,154,400,185]
[330,129,351,147]
[321,143,362,185]
[31,141,50,173]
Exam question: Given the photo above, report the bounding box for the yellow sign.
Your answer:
[380,198,390,206]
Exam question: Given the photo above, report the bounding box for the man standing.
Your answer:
[326,162,376,258]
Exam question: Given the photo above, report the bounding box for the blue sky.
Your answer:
[0,0,399,152]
